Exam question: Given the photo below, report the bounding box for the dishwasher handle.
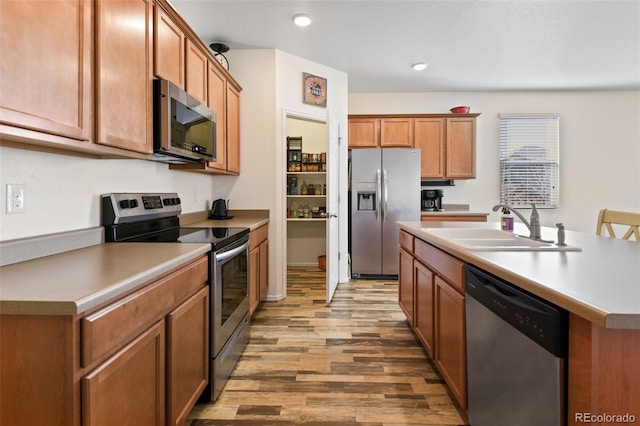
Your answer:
[478,277,548,315]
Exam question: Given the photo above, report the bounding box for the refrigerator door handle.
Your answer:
[376,169,382,223]
[382,169,388,223]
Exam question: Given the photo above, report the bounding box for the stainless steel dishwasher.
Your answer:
[465,264,568,426]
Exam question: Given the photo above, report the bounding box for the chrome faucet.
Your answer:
[492,203,541,239]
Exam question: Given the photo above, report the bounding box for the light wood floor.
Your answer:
[186,267,468,425]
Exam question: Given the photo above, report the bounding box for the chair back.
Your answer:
[596,209,640,241]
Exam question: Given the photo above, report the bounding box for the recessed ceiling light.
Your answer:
[292,13,312,27]
[412,62,428,71]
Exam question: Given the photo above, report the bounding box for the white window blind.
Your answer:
[499,114,559,208]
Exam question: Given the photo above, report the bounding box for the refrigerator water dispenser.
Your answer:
[356,182,377,211]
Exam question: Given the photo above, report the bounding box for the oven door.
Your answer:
[212,236,250,356]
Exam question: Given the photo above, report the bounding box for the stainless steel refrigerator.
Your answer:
[350,148,420,278]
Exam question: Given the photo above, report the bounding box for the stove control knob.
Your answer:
[174,197,181,205]
[119,199,130,209]
[129,199,138,208]
[163,198,172,205]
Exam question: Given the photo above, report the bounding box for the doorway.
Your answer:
[282,111,341,304]
[285,116,327,268]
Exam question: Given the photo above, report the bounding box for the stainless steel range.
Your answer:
[101,192,250,401]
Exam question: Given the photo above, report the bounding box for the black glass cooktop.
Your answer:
[178,227,249,250]
[106,217,249,250]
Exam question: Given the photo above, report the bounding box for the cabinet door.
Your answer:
[0,0,92,142]
[226,83,241,174]
[167,287,209,426]
[207,62,227,170]
[185,39,208,104]
[348,118,380,148]
[445,118,476,178]
[435,276,467,409]
[154,5,184,88]
[398,248,415,326]
[259,240,269,301]
[249,245,260,315]
[414,118,445,179]
[380,118,413,147]
[83,320,165,426]
[414,261,435,358]
[96,0,153,154]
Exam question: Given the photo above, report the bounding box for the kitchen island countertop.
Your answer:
[398,221,640,329]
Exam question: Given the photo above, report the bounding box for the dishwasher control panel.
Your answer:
[465,264,568,357]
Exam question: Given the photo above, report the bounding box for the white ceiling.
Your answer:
[169,0,640,93]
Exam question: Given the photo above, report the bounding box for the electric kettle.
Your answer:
[209,199,233,219]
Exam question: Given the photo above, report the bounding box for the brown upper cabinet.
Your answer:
[0,0,93,149]
[185,38,208,105]
[157,2,242,175]
[348,118,380,147]
[349,114,480,179]
[444,117,476,179]
[95,0,154,154]
[1,0,242,172]
[225,83,241,174]
[206,63,227,171]
[381,117,414,147]
[206,69,241,175]
[154,5,185,89]
[348,117,413,148]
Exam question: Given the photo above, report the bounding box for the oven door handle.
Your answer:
[215,240,249,263]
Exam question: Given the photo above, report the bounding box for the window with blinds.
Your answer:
[499,114,559,208]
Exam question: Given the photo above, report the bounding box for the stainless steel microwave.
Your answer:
[152,79,216,164]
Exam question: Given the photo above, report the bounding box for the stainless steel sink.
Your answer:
[422,228,581,251]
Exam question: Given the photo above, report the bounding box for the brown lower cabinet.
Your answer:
[0,256,209,426]
[249,224,269,315]
[414,261,435,357]
[83,321,166,426]
[398,229,467,410]
[398,247,415,326]
[568,314,640,424]
[434,275,466,408]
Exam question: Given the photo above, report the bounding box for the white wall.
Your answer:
[0,146,215,241]
[349,91,640,233]
[226,49,349,300]
[287,117,326,154]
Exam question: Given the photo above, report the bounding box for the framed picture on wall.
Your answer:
[302,73,327,107]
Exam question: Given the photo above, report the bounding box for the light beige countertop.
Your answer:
[398,221,640,329]
[0,210,268,317]
[180,209,269,230]
[0,242,211,316]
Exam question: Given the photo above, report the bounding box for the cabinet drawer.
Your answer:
[81,256,208,367]
[399,230,414,251]
[250,224,268,250]
[414,239,464,294]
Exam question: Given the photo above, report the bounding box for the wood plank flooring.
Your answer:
[186,267,468,425]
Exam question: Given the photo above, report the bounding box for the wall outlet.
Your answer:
[6,184,25,214]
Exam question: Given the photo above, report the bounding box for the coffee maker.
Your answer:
[421,189,443,211]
